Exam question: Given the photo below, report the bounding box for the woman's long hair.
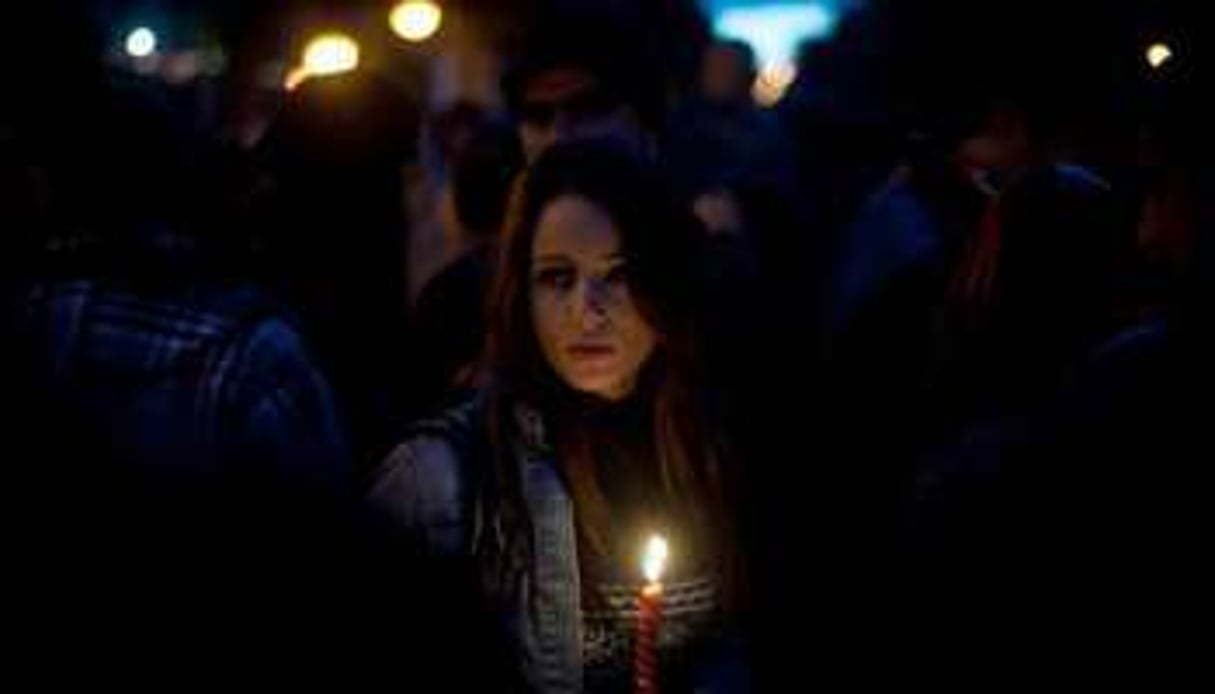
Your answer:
[479,140,738,605]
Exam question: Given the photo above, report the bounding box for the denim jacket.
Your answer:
[372,398,583,692]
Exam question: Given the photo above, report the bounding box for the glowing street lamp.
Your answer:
[389,1,443,43]
[285,32,360,90]
[1146,42,1174,70]
[125,27,158,58]
[302,33,360,76]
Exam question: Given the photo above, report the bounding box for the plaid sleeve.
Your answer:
[221,316,353,498]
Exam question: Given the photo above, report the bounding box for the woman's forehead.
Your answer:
[532,195,622,259]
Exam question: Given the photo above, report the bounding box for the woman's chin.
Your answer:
[566,372,633,402]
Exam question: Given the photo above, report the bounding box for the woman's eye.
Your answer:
[535,267,576,291]
[604,264,629,286]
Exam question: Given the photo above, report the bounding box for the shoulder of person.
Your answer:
[19,280,290,383]
[369,398,488,554]
[195,287,334,404]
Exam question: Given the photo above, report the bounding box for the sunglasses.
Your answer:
[518,89,620,128]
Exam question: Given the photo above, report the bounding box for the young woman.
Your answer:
[372,140,745,692]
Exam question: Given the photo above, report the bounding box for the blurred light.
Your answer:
[284,65,311,91]
[302,33,360,78]
[713,3,837,69]
[125,27,158,58]
[641,535,669,584]
[390,1,443,43]
[1147,42,1174,70]
[753,61,797,106]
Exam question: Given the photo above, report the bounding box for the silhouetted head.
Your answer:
[502,11,661,163]
[700,39,757,106]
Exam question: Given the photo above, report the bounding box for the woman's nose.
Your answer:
[576,277,611,328]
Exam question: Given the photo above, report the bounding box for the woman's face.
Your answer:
[530,194,657,401]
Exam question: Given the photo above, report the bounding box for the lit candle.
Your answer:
[635,534,669,694]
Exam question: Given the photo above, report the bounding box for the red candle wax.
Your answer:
[634,581,663,694]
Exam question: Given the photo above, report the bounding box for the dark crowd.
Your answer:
[3,0,1211,690]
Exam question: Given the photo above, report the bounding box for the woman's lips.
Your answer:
[567,343,617,361]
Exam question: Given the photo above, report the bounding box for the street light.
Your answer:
[302,33,360,77]
[285,32,360,91]
[1146,42,1174,70]
[125,27,158,58]
[389,1,442,43]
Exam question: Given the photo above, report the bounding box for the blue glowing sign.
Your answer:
[704,1,841,67]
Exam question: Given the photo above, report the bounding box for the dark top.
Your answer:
[574,395,724,693]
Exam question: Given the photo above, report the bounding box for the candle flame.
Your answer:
[641,534,669,584]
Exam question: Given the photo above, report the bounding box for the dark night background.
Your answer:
[3,0,1211,690]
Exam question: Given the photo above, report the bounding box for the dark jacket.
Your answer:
[15,279,350,511]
